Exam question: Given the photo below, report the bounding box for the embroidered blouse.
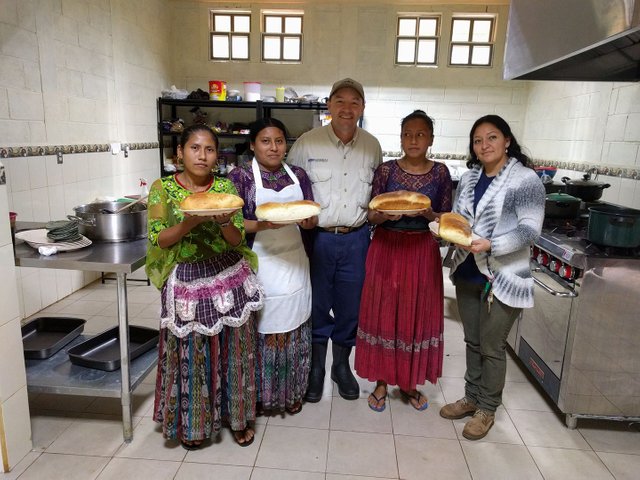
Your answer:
[371,160,453,231]
[145,174,257,289]
[228,162,314,248]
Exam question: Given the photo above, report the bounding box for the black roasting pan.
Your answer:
[67,325,159,372]
[22,317,86,359]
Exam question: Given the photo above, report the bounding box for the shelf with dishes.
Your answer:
[157,97,329,176]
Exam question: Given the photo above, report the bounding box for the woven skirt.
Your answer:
[256,319,311,412]
[354,228,444,390]
[153,253,263,441]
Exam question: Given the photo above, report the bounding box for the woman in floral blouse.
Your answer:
[146,124,263,449]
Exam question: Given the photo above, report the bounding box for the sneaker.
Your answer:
[439,397,477,419]
[462,409,495,440]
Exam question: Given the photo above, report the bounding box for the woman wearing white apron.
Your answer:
[228,118,318,415]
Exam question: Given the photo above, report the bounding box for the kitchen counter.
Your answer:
[13,226,149,442]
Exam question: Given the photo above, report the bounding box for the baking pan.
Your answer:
[67,325,159,371]
[22,317,86,359]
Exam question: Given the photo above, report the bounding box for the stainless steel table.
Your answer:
[14,234,149,442]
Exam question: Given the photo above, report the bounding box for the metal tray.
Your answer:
[67,326,159,372]
[22,317,86,359]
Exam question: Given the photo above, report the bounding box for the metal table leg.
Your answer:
[116,272,133,442]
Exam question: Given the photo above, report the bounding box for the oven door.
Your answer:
[518,266,577,401]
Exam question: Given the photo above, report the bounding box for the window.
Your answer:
[395,15,440,66]
[262,11,303,62]
[449,16,494,66]
[210,11,251,61]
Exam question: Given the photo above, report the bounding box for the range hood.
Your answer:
[504,0,640,81]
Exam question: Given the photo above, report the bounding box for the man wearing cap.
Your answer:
[288,78,382,402]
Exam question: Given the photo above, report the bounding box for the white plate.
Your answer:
[15,229,92,252]
[377,208,425,215]
[428,221,480,242]
[181,208,239,216]
[260,216,312,225]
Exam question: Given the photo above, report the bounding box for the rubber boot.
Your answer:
[330,344,360,400]
[305,342,327,403]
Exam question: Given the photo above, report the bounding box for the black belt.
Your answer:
[319,224,365,234]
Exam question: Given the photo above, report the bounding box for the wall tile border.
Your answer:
[0,143,159,159]
[382,151,640,181]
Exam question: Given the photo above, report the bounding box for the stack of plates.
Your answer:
[15,229,92,252]
[46,219,81,242]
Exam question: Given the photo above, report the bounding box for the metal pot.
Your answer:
[545,193,581,219]
[72,201,147,242]
[561,174,611,201]
[587,205,640,248]
[544,182,566,194]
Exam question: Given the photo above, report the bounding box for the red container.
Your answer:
[209,80,227,100]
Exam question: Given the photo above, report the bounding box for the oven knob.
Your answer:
[549,260,560,273]
[559,265,574,280]
[537,252,549,266]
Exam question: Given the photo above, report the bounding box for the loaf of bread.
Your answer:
[256,200,321,222]
[369,190,431,211]
[180,192,244,210]
[439,212,472,246]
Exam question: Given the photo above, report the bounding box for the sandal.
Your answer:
[232,427,255,447]
[180,440,202,450]
[401,389,429,411]
[285,402,302,415]
[368,383,387,412]
[368,392,387,412]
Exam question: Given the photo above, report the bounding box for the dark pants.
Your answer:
[310,226,370,347]
[455,279,521,413]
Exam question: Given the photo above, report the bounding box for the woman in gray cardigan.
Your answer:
[439,115,545,440]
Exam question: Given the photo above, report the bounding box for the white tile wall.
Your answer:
[0,387,32,473]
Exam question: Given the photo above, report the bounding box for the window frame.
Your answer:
[209,11,251,61]
[448,15,495,67]
[394,15,441,67]
[261,11,304,63]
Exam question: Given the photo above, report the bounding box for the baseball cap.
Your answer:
[329,78,365,101]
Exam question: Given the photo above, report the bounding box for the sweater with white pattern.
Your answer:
[449,158,545,308]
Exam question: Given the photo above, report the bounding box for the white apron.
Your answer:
[251,159,312,334]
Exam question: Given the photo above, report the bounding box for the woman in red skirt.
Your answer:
[355,110,452,412]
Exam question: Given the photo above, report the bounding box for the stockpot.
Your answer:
[72,201,147,242]
[545,193,581,219]
[587,205,640,248]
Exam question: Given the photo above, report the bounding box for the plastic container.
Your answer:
[276,86,285,102]
[209,80,227,100]
[244,82,261,102]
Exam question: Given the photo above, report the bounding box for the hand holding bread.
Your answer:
[437,212,473,246]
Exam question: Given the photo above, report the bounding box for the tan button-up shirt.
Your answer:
[287,125,382,228]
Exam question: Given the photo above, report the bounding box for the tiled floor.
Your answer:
[5,275,640,479]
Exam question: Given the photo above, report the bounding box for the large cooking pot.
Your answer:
[561,174,610,201]
[72,201,147,242]
[545,193,581,219]
[587,205,640,248]
[544,182,566,194]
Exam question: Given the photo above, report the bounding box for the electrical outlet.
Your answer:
[56,151,63,164]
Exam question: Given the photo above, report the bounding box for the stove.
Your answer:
[508,201,640,429]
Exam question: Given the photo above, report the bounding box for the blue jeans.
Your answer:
[455,279,521,412]
[310,226,370,347]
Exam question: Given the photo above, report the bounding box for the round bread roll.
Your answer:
[439,212,472,246]
[180,192,244,210]
[369,190,431,211]
[256,200,321,222]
